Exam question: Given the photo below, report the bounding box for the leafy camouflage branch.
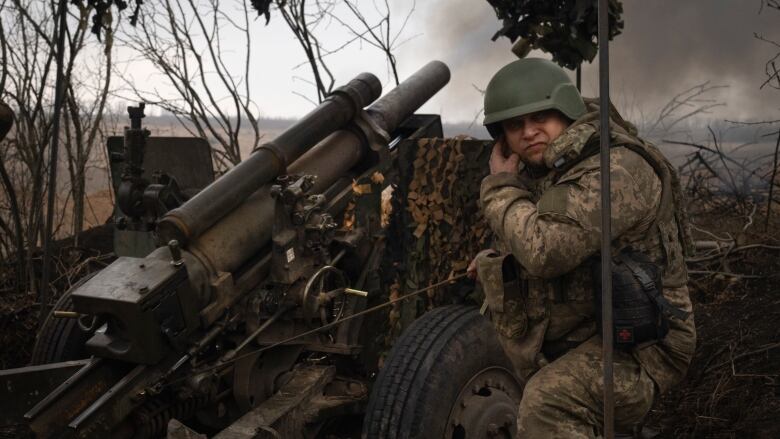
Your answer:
[486,0,624,70]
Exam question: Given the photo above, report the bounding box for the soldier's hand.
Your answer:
[489,138,520,175]
[467,249,498,281]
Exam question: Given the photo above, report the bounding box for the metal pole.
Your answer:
[576,65,582,91]
[38,0,69,324]
[598,0,615,437]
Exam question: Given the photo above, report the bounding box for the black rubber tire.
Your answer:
[30,272,99,364]
[363,305,520,439]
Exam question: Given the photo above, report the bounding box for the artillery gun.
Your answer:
[0,61,522,438]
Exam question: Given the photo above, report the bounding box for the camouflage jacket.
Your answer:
[477,102,696,393]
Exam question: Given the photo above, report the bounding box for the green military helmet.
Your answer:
[483,58,586,138]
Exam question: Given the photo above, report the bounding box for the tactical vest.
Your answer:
[478,100,694,379]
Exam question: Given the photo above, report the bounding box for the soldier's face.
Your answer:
[501,110,570,167]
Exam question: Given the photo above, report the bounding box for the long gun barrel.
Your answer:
[185,61,450,274]
[157,73,383,245]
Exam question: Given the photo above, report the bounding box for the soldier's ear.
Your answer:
[552,110,574,128]
[498,135,511,158]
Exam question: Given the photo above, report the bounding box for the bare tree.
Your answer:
[756,1,780,91]
[637,82,728,142]
[62,3,115,238]
[118,0,415,171]
[0,0,114,293]
[757,1,780,228]
[722,0,780,228]
[118,0,262,170]
[272,0,335,104]
[272,0,415,104]
[324,0,417,86]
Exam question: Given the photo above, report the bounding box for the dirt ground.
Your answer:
[648,219,780,438]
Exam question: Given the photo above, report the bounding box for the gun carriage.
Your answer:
[0,61,522,439]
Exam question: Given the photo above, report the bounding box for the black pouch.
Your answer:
[476,253,528,339]
[592,250,690,350]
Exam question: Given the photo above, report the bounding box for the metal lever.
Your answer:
[344,288,368,297]
[168,240,184,266]
[53,311,80,319]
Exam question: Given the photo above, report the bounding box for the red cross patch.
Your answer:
[616,327,634,343]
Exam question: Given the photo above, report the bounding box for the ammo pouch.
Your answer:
[476,253,528,339]
[593,250,690,350]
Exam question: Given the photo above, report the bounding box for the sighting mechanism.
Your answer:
[114,103,188,228]
[269,174,338,284]
[256,174,359,328]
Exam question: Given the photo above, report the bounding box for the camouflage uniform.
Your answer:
[476,102,696,438]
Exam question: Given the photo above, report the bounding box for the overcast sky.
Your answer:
[119,1,779,133]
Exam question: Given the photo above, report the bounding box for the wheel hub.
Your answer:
[446,367,523,439]
[233,345,302,411]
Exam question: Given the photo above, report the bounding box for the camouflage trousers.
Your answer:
[517,336,656,438]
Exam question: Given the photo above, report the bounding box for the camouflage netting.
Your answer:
[382,137,493,340]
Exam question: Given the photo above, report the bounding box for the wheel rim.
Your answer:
[446,366,523,439]
[300,265,348,327]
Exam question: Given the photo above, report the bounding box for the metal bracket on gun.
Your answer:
[352,110,391,156]
[166,272,469,385]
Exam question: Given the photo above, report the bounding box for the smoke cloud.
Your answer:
[396,0,779,130]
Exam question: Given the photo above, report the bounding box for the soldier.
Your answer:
[468,58,696,437]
